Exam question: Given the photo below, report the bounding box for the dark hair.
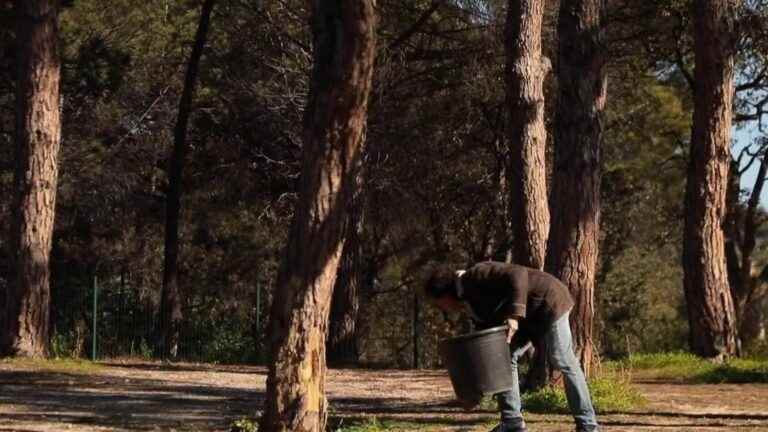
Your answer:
[423,264,458,299]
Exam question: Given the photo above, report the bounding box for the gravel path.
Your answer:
[0,360,766,431]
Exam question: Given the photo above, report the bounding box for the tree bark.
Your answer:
[158,0,215,359]
[1,0,61,358]
[505,0,551,388]
[326,189,363,367]
[506,0,549,270]
[259,1,376,430]
[545,0,607,377]
[683,0,740,358]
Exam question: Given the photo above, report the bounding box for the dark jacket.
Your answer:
[458,261,574,343]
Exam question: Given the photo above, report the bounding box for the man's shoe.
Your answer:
[489,421,528,432]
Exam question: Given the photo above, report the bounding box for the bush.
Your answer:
[50,332,76,359]
[522,386,569,414]
[230,417,258,432]
[522,370,645,414]
[745,339,768,358]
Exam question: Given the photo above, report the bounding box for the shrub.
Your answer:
[230,417,258,432]
[522,370,645,414]
[50,332,76,359]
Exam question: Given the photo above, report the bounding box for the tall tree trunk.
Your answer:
[683,0,740,358]
[158,0,215,359]
[545,0,607,377]
[506,0,549,269]
[326,190,363,367]
[505,0,551,388]
[1,0,61,358]
[258,1,376,431]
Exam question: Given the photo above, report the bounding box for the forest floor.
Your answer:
[0,359,767,431]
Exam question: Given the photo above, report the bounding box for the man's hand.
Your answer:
[506,318,519,343]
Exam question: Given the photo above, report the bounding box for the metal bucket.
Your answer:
[439,325,515,400]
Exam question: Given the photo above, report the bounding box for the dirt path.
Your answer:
[0,361,766,431]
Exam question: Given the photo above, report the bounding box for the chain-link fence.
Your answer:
[50,274,268,363]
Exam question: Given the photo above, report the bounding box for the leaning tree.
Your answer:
[258,1,377,430]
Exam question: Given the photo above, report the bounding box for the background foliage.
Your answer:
[0,0,766,365]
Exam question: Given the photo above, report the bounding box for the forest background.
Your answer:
[0,0,767,370]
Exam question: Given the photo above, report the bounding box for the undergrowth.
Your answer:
[0,357,102,373]
[328,417,434,431]
[477,368,645,414]
[523,369,645,414]
[230,416,439,432]
[607,352,768,383]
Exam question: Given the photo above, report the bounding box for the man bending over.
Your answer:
[425,261,599,432]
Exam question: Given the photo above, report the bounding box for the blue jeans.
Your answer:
[496,311,599,431]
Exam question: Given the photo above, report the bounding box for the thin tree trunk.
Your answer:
[683,0,740,358]
[724,158,743,298]
[740,155,768,343]
[545,0,607,377]
[2,0,61,358]
[725,151,767,346]
[259,1,376,430]
[489,140,513,262]
[327,191,363,367]
[738,154,767,308]
[506,0,549,269]
[158,0,215,359]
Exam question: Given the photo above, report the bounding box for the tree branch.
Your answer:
[674,44,695,92]
[738,146,762,175]
[672,11,695,92]
[734,94,768,126]
[736,64,768,92]
[389,0,447,50]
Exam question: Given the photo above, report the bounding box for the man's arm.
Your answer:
[503,266,528,320]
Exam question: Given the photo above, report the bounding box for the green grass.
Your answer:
[607,352,768,383]
[0,357,102,373]
[228,417,443,432]
[328,417,435,432]
[521,370,646,414]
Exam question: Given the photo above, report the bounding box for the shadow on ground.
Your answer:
[0,368,460,431]
[2,364,768,431]
[0,369,263,431]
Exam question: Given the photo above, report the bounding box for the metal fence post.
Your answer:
[256,281,261,338]
[92,275,98,361]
